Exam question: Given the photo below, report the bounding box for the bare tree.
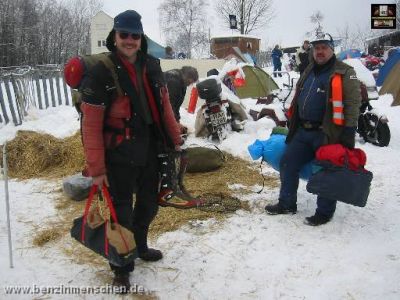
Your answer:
[308,10,324,37]
[214,0,274,34]
[159,0,209,59]
[0,0,102,67]
[336,23,373,51]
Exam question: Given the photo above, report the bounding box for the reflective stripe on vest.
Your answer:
[330,74,344,126]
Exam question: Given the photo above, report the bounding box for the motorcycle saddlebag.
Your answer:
[306,161,373,207]
[196,78,222,101]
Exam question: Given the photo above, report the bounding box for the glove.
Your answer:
[339,127,356,149]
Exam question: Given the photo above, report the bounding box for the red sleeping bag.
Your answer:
[315,144,367,171]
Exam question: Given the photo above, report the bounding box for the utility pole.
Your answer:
[2,143,14,268]
[240,0,245,34]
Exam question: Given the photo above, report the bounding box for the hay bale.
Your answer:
[33,227,63,247]
[2,130,84,179]
[13,131,279,267]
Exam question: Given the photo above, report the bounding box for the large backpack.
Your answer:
[63,52,123,112]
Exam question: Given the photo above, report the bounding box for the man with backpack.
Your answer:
[78,10,181,291]
[265,33,361,226]
[164,66,198,122]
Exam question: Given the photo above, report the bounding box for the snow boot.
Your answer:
[138,248,163,261]
[158,150,206,209]
[265,203,297,215]
[304,213,332,226]
[112,273,130,294]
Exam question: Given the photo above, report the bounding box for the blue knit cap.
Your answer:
[113,10,144,34]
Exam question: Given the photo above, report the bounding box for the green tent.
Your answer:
[235,66,279,99]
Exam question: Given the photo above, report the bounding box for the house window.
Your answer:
[98,40,101,47]
[102,40,106,46]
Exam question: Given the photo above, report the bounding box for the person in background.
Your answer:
[295,40,311,75]
[79,10,181,291]
[164,66,199,127]
[165,46,174,59]
[265,33,361,226]
[271,44,283,77]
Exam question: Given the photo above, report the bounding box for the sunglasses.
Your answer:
[118,32,141,40]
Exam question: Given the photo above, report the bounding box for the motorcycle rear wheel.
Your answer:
[359,114,390,147]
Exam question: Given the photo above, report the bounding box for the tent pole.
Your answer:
[2,142,14,268]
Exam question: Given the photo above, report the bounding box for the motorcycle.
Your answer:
[357,83,390,146]
[262,78,391,147]
[196,78,232,142]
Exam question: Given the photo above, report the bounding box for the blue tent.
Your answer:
[145,36,165,59]
[376,47,400,86]
[337,49,362,61]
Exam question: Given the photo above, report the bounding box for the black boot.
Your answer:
[139,248,163,261]
[112,273,130,294]
[265,203,297,215]
[304,213,332,226]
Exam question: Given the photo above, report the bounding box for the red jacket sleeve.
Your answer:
[161,86,182,146]
[80,102,106,177]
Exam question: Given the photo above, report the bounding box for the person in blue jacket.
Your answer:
[271,44,283,77]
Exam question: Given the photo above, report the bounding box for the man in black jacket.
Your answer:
[79,10,182,292]
[164,66,198,122]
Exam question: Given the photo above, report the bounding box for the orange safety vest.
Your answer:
[330,74,345,125]
[286,73,345,126]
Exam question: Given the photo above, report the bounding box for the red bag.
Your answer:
[316,144,367,171]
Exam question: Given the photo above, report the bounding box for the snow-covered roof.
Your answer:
[365,30,400,42]
[211,34,261,40]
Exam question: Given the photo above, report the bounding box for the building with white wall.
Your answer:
[90,11,113,54]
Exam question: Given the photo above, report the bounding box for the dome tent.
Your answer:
[378,48,400,106]
[235,65,279,99]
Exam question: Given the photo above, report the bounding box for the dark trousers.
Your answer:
[279,128,337,217]
[273,64,282,77]
[106,145,159,275]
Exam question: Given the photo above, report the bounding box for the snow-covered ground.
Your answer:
[1,71,399,299]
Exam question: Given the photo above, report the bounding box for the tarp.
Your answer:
[379,61,400,106]
[337,49,362,61]
[376,47,400,86]
[235,66,279,99]
[146,36,165,59]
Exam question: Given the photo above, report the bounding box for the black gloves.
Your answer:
[339,127,357,149]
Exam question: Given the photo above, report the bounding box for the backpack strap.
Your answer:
[98,55,124,97]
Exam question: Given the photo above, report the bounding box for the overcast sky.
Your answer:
[103,0,393,48]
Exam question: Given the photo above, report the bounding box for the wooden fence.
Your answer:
[0,66,72,126]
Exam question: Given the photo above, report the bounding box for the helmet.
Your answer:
[311,32,334,49]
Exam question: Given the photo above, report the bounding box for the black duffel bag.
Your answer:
[71,185,137,266]
[306,161,373,207]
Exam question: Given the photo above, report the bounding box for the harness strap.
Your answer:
[100,55,124,97]
[81,185,98,242]
[257,159,266,194]
[101,185,131,253]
